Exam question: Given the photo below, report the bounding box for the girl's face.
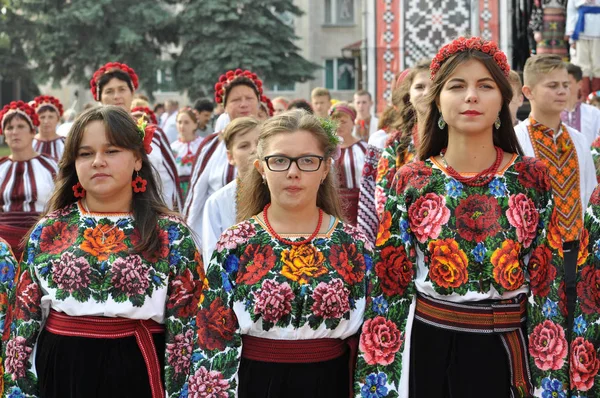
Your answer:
[176,112,199,140]
[332,112,354,138]
[409,71,433,116]
[75,120,141,202]
[255,130,329,211]
[226,127,260,178]
[438,59,502,136]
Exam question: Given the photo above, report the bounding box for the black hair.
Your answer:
[287,99,314,114]
[224,77,260,106]
[566,63,583,82]
[97,70,135,102]
[193,98,215,113]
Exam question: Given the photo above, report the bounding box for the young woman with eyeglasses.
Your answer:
[187,110,373,397]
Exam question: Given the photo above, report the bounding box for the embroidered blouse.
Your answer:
[355,156,569,397]
[188,216,373,396]
[2,202,204,397]
[32,137,65,161]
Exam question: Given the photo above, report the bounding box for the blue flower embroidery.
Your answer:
[542,298,558,319]
[471,243,487,263]
[364,254,373,272]
[224,254,239,274]
[7,387,25,398]
[0,242,9,256]
[372,296,389,315]
[179,383,189,398]
[595,240,600,261]
[221,272,233,293]
[168,225,180,243]
[489,178,507,197]
[541,377,566,398]
[0,260,15,288]
[399,219,412,243]
[30,225,43,241]
[361,372,388,398]
[574,315,587,336]
[26,246,36,265]
[445,179,463,198]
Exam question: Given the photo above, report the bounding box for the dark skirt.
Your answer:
[35,328,165,398]
[409,318,511,398]
[239,350,350,398]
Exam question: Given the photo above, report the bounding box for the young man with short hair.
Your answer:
[353,89,379,140]
[310,87,331,118]
[561,62,600,145]
[193,98,215,138]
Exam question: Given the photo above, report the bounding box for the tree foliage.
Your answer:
[174,0,318,98]
[10,0,178,96]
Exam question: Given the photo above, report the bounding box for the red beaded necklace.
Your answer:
[439,146,504,187]
[262,203,324,246]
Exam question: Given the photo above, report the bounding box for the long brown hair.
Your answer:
[237,109,343,222]
[43,106,174,255]
[419,50,524,160]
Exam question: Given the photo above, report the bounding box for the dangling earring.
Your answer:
[494,116,501,129]
[72,182,86,198]
[132,171,147,193]
[438,114,446,130]
[262,175,267,185]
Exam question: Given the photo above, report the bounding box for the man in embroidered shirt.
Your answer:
[353,89,379,140]
[561,63,600,145]
[515,54,597,330]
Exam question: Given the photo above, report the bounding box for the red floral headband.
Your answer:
[90,62,139,101]
[214,69,263,106]
[329,104,357,121]
[260,95,275,117]
[136,117,155,155]
[0,101,40,134]
[430,37,510,80]
[33,95,64,117]
[131,106,158,125]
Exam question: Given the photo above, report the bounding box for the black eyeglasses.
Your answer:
[263,155,324,172]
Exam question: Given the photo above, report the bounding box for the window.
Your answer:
[265,82,296,92]
[156,67,177,92]
[324,0,355,25]
[324,58,356,91]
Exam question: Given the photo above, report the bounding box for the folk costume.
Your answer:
[1,202,204,398]
[184,69,264,241]
[560,100,600,145]
[90,63,182,211]
[0,101,58,261]
[567,0,600,98]
[170,136,203,199]
[530,0,569,58]
[201,179,238,265]
[591,135,600,182]
[0,237,19,341]
[32,96,66,161]
[354,115,379,141]
[515,117,596,331]
[336,141,367,226]
[355,37,568,398]
[571,185,600,395]
[190,212,373,397]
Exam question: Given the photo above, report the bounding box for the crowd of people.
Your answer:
[1,31,600,397]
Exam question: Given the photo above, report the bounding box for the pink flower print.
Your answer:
[253,279,295,323]
[52,252,91,292]
[506,193,539,248]
[188,366,230,397]
[111,254,150,296]
[408,193,451,244]
[5,336,32,380]
[216,221,256,252]
[311,278,351,319]
[166,329,194,375]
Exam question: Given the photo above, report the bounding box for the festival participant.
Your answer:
[90,62,182,210]
[356,62,431,244]
[358,37,568,397]
[258,95,274,121]
[508,70,525,126]
[201,117,259,263]
[287,99,313,114]
[328,102,366,225]
[0,101,58,260]
[32,95,66,160]
[517,54,596,330]
[131,105,158,126]
[189,109,371,397]
[2,106,203,398]
[272,97,289,115]
[0,238,18,340]
[183,69,262,240]
[353,90,379,140]
[561,62,600,145]
[311,87,332,118]
[170,107,202,198]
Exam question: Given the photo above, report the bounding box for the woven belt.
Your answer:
[415,294,532,398]
[45,310,165,398]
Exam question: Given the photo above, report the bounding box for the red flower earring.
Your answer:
[72,182,86,198]
[132,171,147,193]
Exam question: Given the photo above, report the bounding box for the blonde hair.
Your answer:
[221,117,260,150]
[311,87,331,100]
[523,54,566,87]
[508,70,522,90]
[131,98,150,108]
[237,109,343,222]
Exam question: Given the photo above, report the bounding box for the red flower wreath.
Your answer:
[131,106,158,125]
[135,117,155,155]
[214,68,263,105]
[90,62,139,101]
[260,95,275,117]
[430,36,510,80]
[0,101,40,135]
[33,95,64,117]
